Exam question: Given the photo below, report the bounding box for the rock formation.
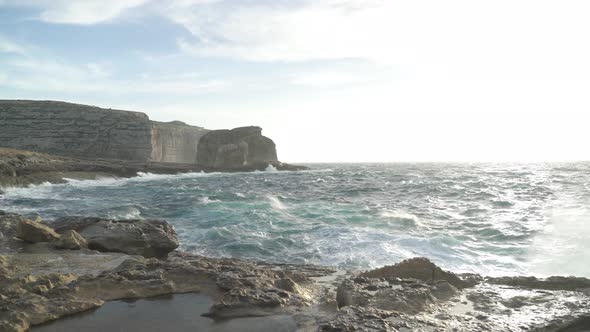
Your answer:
[16,219,61,243]
[55,230,88,250]
[0,100,296,170]
[1,210,590,332]
[0,100,153,161]
[196,126,278,169]
[150,121,209,163]
[50,216,179,258]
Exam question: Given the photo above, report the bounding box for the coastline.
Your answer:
[0,148,307,188]
[1,211,589,331]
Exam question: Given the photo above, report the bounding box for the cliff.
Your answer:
[196,126,278,169]
[0,100,152,161]
[0,100,304,171]
[150,121,209,163]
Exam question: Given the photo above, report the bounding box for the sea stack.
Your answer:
[196,126,278,169]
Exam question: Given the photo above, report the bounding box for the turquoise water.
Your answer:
[2,163,589,277]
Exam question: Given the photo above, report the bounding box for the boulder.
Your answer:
[55,230,88,250]
[197,126,278,169]
[16,219,60,243]
[50,217,178,258]
[359,257,471,289]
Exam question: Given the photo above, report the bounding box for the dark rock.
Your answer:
[16,218,61,243]
[359,257,473,289]
[197,126,278,169]
[0,210,22,242]
[50,217,178,258]
[488,276,590,292]
[319,306,400,332]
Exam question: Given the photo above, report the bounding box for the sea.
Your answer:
[1,163,589,278]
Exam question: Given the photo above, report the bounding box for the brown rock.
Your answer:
[359,257,470,289]
[16,219,60,243]
[55,230,87,250]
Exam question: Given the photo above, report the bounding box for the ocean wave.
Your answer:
[106,206,143,220]
[199,196,221,204]
[266,194,287,210]
[63,177,125,187]
[4,162,590,277]
[265,164,278,172]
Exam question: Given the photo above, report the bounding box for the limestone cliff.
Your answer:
[0,100,299,170]
[150,121,209,163]
[196,126,278,169]
[0,100,152,161]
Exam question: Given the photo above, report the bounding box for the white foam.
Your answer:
[265,164,278,172]
[108,207,142,220]
[379,210,418,221]
[132,171,211,181]
[266,194,287,210]
[63,177,125,187]
[199,196,220,204]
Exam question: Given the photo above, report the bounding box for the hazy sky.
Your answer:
[1,1,589,162]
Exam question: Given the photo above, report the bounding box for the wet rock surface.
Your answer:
[1,211,590,331]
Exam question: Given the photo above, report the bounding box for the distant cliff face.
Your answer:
[196,126,278,169]
[0,100,284,169]
[0,100,152,161]
[150,121,209,164]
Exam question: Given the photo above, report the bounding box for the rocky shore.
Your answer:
[1,211,589,331]
[0,148,306,188]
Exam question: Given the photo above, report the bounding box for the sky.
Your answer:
[1,0,590,162]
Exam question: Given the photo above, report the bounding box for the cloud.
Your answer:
[0,49,228,95]
[166,0,590,83]
[290,71,360,87]
[1,0,149,24]
[0,35,25,54]
[170,0,387,62]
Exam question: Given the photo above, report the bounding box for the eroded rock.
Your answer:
[360,257,474,289]
[50,217,178,258]
[196,126,278,169]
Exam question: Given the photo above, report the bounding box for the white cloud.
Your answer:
[0,56,228,95]
[290,72,360,87]
[167,0,590,82]
[1,0,149,24]
[0,35,25,54]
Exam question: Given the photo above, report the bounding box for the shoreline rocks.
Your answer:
[1,211,590,331]
[0,147,307,188]
[50,217,179,258]
[16,219,61,244]
[54,230,87,250]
